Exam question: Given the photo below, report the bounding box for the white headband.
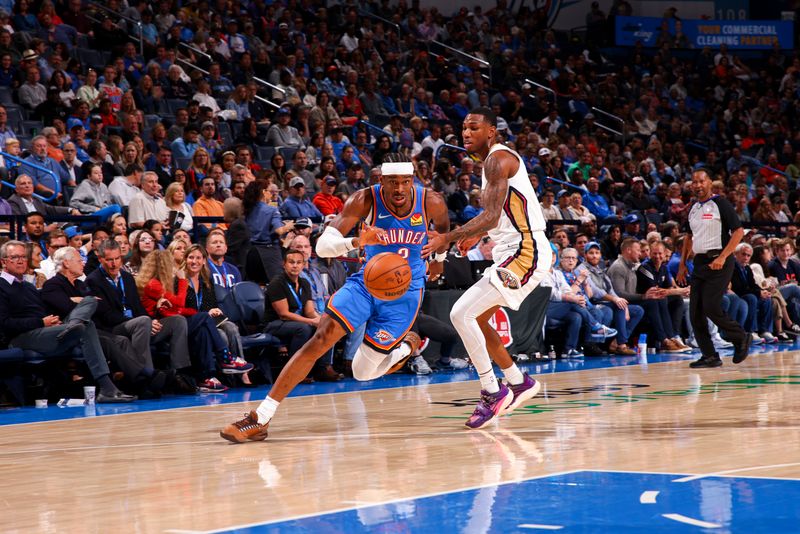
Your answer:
[381,162,415,175]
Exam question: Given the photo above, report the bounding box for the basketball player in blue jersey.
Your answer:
[424,107,553,429]
[221,153,450,442]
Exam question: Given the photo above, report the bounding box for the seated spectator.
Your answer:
[199,122,222,160]
[18,66,46,110]
[192,177,225,230]
[577,241,644,355]
[38,229,68,280]
[126,229,156,276]
[292,150,319,196]
[767,238,800,324]
[86,239,194,393]
[109,164,144,208]
[135,250,245,393]
[461,190,483,223]
[243,179,295,283]
[24,136,70,199]
[0,240,136,402]
[206,229,243,289]
[568,191,596,224]
[636,240,692,342]
[69,163,123,222]
[313,175,344,216]
[170,123,200,160]
[179,244,249,372]
[282,176,323,221]
[466,236,495,261]
[164,182,194,233]
[8,175,78,216]
[608,238,690,352]
[264,248,339,381]
[41,246,171,397]
[128,171,169,228]
[83,227,111,275]
[733,243,778,342]
[24,242,48,289]
[336,163,366,198]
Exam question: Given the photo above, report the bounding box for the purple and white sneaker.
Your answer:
[465,381,515,430]
[500,373,541,415]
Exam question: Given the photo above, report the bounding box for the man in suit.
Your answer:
[42,246,171,396]
[732,242,777,342]
[8,174,80,216]
[0,240,136,402]
[86,239,194,384]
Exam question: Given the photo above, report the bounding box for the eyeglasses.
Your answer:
[561,256,578,260]
[140,237,154,243]
[4,255,26,261]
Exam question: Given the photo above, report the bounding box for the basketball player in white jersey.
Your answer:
[424,107,552,429]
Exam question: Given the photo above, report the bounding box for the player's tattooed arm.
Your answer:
[423,152,512,256]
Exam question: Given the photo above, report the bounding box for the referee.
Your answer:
[677,168,748,368]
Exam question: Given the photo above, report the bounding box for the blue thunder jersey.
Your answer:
[363,184,428,281]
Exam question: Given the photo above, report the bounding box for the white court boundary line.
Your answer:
[181,469,584,534]
[672,462,800,483]
[662,513,721,528]
[518,524,564,530]
[587,468,800,482]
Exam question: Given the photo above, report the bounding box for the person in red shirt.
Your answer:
[313,175,344,216]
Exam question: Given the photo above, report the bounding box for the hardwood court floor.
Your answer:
[3,351,800,532]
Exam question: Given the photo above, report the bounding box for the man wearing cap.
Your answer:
[170,123,199,160]
[577,241,644,355]
[266,108,305,149]
[282,176,323,221]
[65,120,90,161]
[623,214,643,239]
[678,168,750,368]
[313,176,344,216]
[556,190,576,220]
[192,176,226,230]
[531,147,552,182]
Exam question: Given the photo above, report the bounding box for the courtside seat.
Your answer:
[0,347,83,364]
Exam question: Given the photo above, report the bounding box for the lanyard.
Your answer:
[208,259,229,288]
[100,267,126,309]
[286,281,302,313]
[189,278,203,309]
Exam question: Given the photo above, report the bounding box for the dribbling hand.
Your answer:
[359,224,387,248]
[456,235,482,257]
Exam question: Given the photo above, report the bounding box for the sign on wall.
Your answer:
[616,16,793,49]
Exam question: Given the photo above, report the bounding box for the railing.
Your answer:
[178,42,211,62]
[253,93,281,110]
[1,151,60,202]
[252,77,286,97]
[524,79,556,103]
[591,107,626,143]
[743,156,788,178]
[429,40,491,86]
[435,143,467,160]
[89,2,144,56]
[176,57,209,76]
[356,120,387,140]
[545,176,586,193]
[356,9,402,35]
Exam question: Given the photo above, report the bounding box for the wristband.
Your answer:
[433,252,447,262]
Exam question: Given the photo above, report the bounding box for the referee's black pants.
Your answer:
[690,255,746,358]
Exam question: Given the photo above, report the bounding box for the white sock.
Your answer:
[390,342,412,365]
[256,396,279,425]
[502,363,524,385]
[479,368,500,393]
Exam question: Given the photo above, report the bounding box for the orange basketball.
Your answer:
[364,252,412,301]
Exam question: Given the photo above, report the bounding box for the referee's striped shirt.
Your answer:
[686,195,741,254]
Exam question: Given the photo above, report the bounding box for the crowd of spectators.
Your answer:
[4,0,800,403]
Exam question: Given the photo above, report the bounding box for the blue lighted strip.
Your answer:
[212,470,800,533]
[0,343,793,426]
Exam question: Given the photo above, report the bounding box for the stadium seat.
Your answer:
[229,282,282,382]
[0,87,13,105]
[255,146,274,161]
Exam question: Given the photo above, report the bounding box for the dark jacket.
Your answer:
[7,194,72,216]
[731,262,760,297]
[0,276,48,341]
[86,268,148,330]
[41,273,91,319]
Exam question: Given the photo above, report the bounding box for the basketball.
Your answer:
[363,252,412,301]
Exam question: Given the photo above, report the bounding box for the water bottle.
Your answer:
[637,334,647,357]
[548,345,557,360]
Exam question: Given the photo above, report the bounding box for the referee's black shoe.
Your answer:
[689,355,723,368]
[733,334,751,364]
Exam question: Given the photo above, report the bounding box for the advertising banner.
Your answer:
[616,16,793,49]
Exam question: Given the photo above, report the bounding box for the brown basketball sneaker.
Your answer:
[386,331,422,375]
[220,411,269,443]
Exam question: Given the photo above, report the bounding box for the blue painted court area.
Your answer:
[219,470,800,533]
[1,342,794,426]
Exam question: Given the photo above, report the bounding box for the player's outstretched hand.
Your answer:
[427,259,444,282]
[456,235,482,257]
[422,230,450,258]
[359,223,387,248]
